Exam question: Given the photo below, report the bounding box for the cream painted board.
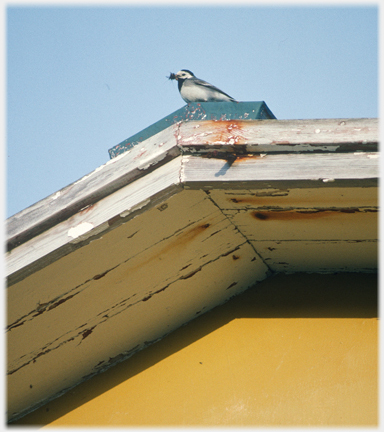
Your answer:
[7,208,240,369]
[8,241,268,421]
[7,187,270,419]
[224,208,377,241]
[207,187,378,211]
[252,240,378,272]
[7,189,220,323]
[7,189,236,346]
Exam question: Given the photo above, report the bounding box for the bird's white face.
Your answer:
[175,70,194,80]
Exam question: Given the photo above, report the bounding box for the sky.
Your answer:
[5,1,379,218]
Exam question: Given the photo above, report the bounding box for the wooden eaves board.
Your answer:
[6,117,378,422]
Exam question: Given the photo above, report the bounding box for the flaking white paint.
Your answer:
[68,222,94,239]
[119,199,151,218]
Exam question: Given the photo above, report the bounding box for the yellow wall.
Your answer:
[13,273,377,427]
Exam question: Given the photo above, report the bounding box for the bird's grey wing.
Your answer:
[192,77,236,100]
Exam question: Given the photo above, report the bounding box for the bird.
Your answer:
[168,70,237,103]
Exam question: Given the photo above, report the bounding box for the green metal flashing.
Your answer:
[108,101,276,159]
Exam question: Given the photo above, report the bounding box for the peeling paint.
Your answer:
[139,152,169,170]
[80,326,96,341]
[127,230,139,239]
[69,222,109,244]
[120,199,151,218]
[73,164,106,185]
[180,267,202,280]
[68,222,94,239]
[47,294,78,311]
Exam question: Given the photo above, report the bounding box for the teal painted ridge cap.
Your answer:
[108,101,276,159]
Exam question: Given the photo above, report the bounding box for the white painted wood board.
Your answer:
[181,153,379,183]
[178,118,378,151]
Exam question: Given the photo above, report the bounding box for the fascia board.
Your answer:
[177,118,378,154]
[180,152,379,185]
[7,124,181,252]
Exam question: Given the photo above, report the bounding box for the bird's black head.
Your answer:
[180,69,195,76]
[167,70,195,81]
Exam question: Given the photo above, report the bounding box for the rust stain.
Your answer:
[250,209,367,221]
[232,155,264,163]
[158,222,212,254]
[119,220,221,278]
[187,120,249,145]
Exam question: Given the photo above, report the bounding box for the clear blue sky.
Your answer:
[6,3,378,218]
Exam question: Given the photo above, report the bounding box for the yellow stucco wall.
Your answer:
[13,273,377,427]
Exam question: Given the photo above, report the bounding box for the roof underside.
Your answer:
[6,116,378,422]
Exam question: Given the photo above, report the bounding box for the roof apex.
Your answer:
[108,101,276,159]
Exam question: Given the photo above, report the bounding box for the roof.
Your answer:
[6,102,378,421]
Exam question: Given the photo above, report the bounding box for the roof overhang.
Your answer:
[7,115,378,421]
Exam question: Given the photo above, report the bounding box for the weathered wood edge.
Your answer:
[178,118,378,153]
[7,125,181,251]
[180,152,379,184]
